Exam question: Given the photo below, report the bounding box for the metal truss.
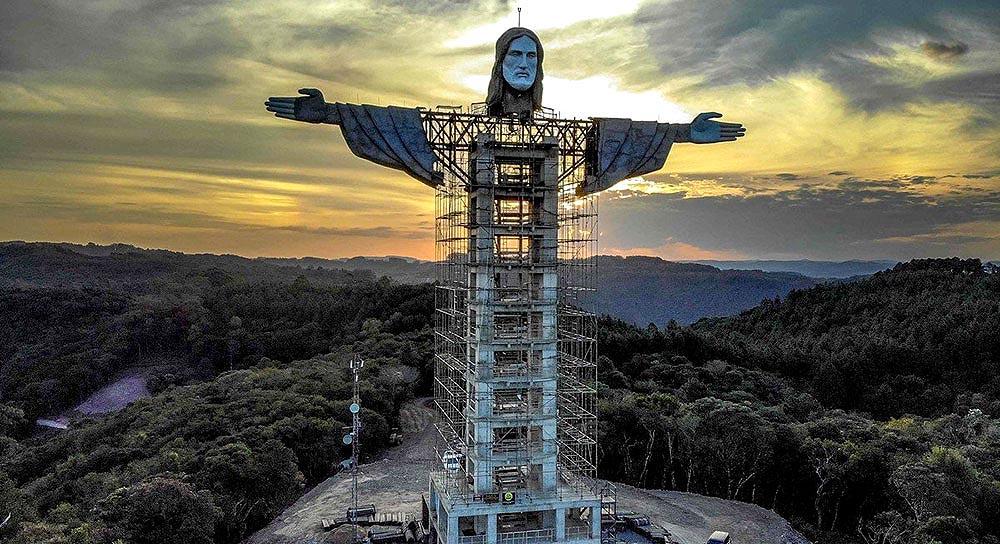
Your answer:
[431,104,599,494]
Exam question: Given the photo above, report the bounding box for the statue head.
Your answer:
[503,35,538,91]
[486,27,544,117]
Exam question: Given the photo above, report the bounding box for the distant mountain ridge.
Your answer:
[0,241,369,294]
[295,254,826,324]
[1,242,838,325]
[263,255,436,284]
[594,255,821,324]
[691,259,896,278]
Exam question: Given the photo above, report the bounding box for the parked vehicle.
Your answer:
[707,531,731,544]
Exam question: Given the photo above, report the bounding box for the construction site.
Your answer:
[259,23,762,544]
[249,105,807,544]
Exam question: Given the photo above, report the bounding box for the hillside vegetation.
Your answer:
[2,243,827,325]
[0,279,431,543]
[1,246,997,544]
[597,259,1000,543]
[698,258,1000,418]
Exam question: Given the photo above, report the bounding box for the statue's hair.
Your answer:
[486,27,544,116]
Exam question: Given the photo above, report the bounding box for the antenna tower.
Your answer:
[346,354,365,539]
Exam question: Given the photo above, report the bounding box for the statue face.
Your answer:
[502,35,537,91]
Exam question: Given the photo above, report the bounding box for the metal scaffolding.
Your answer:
[430,104,598,498]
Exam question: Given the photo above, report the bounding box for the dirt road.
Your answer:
[247,399,810,544]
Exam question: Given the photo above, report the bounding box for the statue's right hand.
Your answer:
[265,88,328,123]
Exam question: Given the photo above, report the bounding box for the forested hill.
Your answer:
[264,255,437,284]
[596,258,1000,544]
[696,258,1000,418]
[594,255,820,324]
[0,241,368,294]
[266,254,826,324]
[2,243,827,324]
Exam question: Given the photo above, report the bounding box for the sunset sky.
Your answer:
[1,0,998,261]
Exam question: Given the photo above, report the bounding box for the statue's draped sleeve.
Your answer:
[580,118,689,195]
[334,103,443,189]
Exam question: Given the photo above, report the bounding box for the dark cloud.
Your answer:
[0,0,248,94]
[922,71,1000,107]
[380,0,511,16]
[921,40,969,59]
[828,171,852,176]
[634,0,1000,112]
[0,195,427,241]
[601,174,1000,260]
[775,173,800,180]
[0,196,239,232]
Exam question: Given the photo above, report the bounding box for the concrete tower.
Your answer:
[429,119,600,544]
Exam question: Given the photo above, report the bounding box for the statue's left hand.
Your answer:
[689,112,746,144]
[265,88,329,123]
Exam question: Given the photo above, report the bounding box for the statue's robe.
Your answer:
[333,103,443,188]
[332,103,688,195]
[581,118,689,196]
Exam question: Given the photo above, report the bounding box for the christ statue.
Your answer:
[263,26,746,544]
[264,27,745,194]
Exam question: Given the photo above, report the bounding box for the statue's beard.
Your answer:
[487,68,541,117]
[504,75,534,91]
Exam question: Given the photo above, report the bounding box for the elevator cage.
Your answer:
[428,104,599,504]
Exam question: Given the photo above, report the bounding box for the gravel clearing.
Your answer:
[612,485,811,544]
[246,399,810,544]
[74,373,149,414]
[246,400,439,544]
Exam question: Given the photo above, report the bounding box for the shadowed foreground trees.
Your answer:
[2,254,998,544]
[596,258,1000,543]
[99,478,220,544]
[2,354,419,544]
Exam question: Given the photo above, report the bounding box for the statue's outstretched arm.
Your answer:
[265,88,341,125]
[264,88,442,188]
[583,113,744,195]
[663,122,692,143]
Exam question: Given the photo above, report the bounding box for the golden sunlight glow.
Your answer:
[0,1,996,260]
[446,0,643,48]
[460,73,691,120]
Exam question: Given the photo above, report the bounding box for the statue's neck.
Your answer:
[498,87,533,118]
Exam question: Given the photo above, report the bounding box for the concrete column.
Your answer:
[487,513,498,544]
[447,509,460,544]
[555,508,566,541]
[590,507,601,540]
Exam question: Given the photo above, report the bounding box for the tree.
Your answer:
[198,440,303,543]
[99,477,219,544]
[0,404,27,438]
[692,399,775,500]
[890,463,957,524]
[857,511,913,544]
[915,516,977,544]
[0,471,34,539]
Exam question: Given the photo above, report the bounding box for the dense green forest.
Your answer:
[0,254,432,543]
[697,258,1000,418]
[597,259,1000,543]
[1,247,998,544]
